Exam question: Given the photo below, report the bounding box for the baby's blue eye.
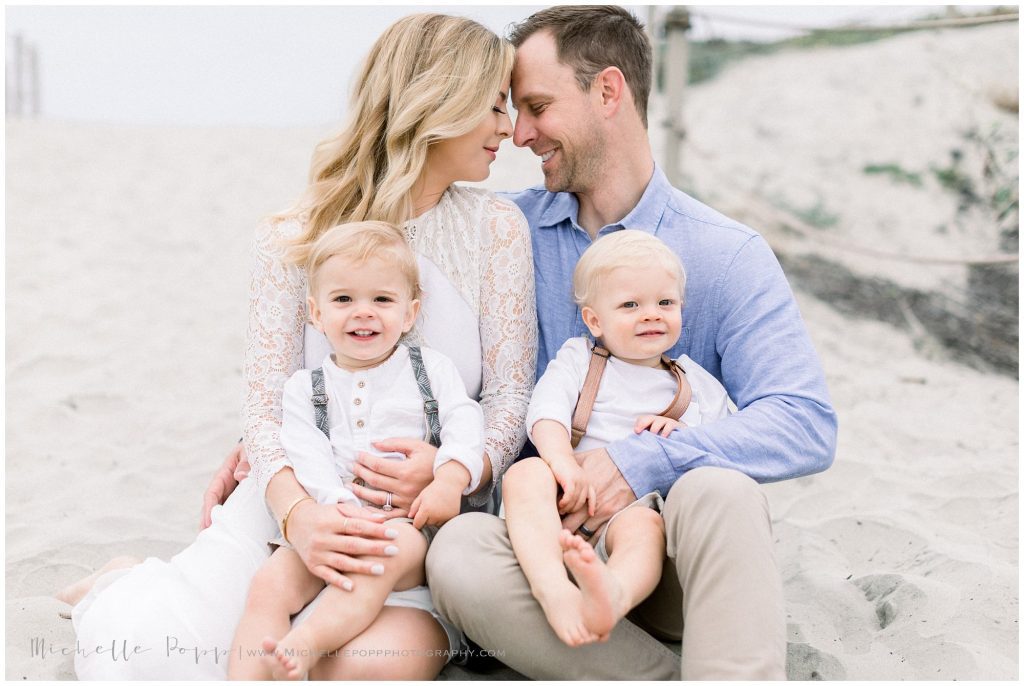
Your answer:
[659,299,675,306]
[621,301,638,309]
[334,295,351,303]
[374,296,394,303]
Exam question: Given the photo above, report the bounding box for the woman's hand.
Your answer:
[349,438,437,516]
[200,442,249,531]
[286,499,401,591]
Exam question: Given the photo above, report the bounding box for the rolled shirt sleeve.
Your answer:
[279,371,360,506]
[606,235,838,497]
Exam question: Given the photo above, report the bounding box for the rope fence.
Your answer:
[687,9,1019,36]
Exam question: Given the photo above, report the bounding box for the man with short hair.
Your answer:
[426,5,837,680]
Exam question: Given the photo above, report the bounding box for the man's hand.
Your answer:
[286,499,401,591]
[349,439,437,516]
[635,414,685,438]
[560,448,636,536]
[200,442,249,530]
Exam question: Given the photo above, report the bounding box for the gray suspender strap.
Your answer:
[408,346,441,447]
[569,343,693,449]
[311,367,330,439]
[309,347,441,446]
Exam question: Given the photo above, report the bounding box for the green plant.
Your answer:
[863,163,924,186]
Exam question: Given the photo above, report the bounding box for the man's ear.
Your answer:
[404,299,421,332]
[581,305,603,338]
[594,66,627,117]
[308,295,325,332]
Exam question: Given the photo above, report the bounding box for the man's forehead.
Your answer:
[511,37,572,104]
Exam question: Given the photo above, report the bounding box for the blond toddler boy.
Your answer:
[228,221,483,680]
[502,230,732,646]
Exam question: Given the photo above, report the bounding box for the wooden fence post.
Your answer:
[662,7,690,186]
[7,33,40,118]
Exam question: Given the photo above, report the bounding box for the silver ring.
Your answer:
[383,492,393,512]
[578,524,596,539]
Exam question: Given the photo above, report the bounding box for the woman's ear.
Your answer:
[308,295,325,332]
[581,305,602,338]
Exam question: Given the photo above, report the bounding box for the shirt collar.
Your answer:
[537,164,673,234]
[537,187,579,228]
[616,164,672,234]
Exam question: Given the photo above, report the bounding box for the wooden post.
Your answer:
[13,33,25,117]
[645,5,657,43]
[662,7,690,187]
[27,43,40,116]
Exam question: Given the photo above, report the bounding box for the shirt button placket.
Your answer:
[353,374,368,432]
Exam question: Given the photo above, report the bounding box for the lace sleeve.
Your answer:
[470,197,538,506]
[241,218,307,497]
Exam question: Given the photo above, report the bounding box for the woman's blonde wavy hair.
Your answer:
[281,13,514,257]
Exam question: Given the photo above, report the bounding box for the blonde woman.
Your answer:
[69,13,536,680]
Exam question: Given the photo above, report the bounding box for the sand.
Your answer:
[5,23,1018,681]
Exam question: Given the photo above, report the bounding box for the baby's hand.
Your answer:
[408,462,468,529]
[550,457,596,517]
[634,414,686,438]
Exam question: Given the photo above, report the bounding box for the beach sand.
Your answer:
[6,23,1018,681]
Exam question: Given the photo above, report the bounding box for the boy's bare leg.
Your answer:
[502,458,599,646]
[228,548,325,680]
[262,522,427,680]
[561,506,665,639]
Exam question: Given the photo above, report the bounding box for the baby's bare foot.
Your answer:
[56,556,141,607]
[261,635,315,681]
[534,579,601,647]
[560,530,628,639]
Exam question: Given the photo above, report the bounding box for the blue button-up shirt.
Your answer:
[502,165,837,496]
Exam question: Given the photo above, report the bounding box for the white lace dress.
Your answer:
[71,185,537,679]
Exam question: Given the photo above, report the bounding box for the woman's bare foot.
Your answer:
[560,530,628,639]
[534,578,601,647]
[56,556,141,607]
[261,634,317,681]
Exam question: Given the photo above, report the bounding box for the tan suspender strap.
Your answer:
[570,344,611,448]
[569,347,693,448]
[657,355,692,420]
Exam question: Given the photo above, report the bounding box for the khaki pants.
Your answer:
[426,467,786,680]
